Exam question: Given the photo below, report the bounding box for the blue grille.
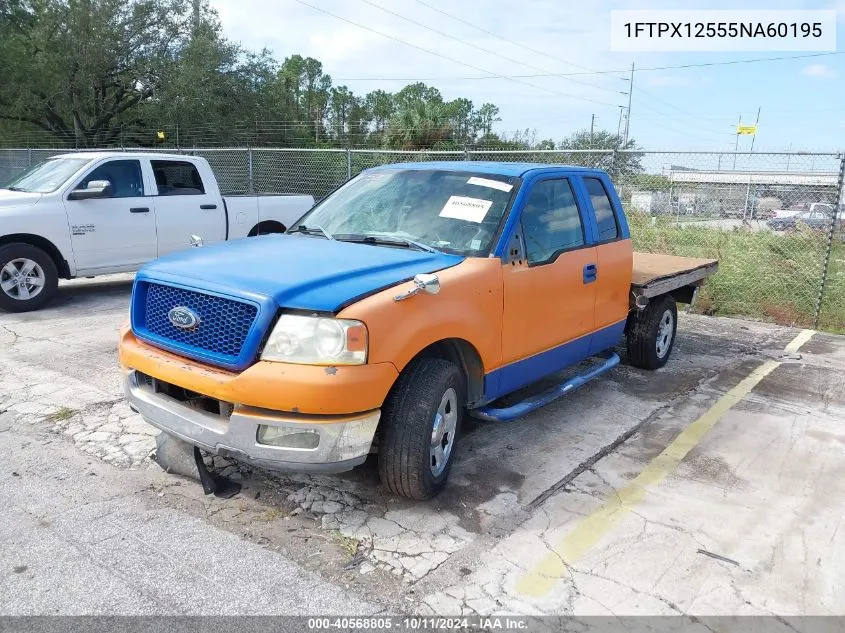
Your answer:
[140,283,258,364]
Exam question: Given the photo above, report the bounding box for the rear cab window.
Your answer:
[583,177,619,242]
[151,160,205,196]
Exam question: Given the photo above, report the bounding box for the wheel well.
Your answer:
[0,234,70,278]
[247,221,286,237]
[414,338,485,407]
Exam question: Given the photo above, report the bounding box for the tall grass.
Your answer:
[627,213,844,331]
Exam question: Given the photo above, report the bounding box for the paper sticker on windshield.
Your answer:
[467,176,513,192]
[439,196,493,223]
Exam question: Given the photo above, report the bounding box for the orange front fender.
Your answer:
[119,325,399,415]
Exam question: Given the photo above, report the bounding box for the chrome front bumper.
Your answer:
[125,371,380,473]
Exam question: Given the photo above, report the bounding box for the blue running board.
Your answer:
[471,352,620,422]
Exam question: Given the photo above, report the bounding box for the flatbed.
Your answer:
[631,252,719,300]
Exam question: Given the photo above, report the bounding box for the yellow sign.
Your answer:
[736,125,757,135]
[156,130,167,140]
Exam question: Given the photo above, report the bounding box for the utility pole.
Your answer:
[616,106,624,141]
[589,114,595,149]
[732,114,742,170]
[623,62,634,146]
[749,106,761,153]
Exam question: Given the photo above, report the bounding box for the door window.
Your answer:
[151,160,205,196]
[583,177,619,242]
[520,179,585,265]
[76,160,143,198]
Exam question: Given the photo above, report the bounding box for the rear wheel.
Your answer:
[378,357,464,500]
[248,221,285,237]
[626,294,677,370]
[0,243,58,313]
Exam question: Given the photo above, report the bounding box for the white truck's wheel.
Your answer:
[0,243,58,313]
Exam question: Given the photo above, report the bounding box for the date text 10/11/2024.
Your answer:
[307,617,530,630]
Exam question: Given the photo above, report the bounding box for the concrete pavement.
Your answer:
[2,275,845,617]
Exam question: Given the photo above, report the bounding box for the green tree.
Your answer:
[393,82,442,111]
[0,1,509,150]
[557,128,644,175]
[385,101,452,150]
[444,97,474,144]
[149,10,277,146]
[0,0,194,146]
[474,103,501,137]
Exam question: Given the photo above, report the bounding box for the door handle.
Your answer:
[200,204,217,210]
[130,207,150,213]
[583,263,598,284]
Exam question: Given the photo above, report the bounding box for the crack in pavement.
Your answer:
[526,372,715,511]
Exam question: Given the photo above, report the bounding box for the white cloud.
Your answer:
[802,63,837,78]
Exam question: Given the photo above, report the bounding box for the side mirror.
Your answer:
[190,234,204,248]
[68,179,113,200]
[414,273,441,295]
[393,273,440,302]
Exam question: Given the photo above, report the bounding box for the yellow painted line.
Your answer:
[516,328,816,598]
[784,328,816,353]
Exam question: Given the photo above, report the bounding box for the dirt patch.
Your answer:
[677,450,749,492]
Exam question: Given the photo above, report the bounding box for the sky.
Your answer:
[209,0,845,152]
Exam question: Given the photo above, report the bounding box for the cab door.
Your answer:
[64,158,157,272]
[498,176,597,396]
[577,175,633,355]
[151,159,225,256]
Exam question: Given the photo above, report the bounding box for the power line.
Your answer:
[636,87,708,120]
[411,0,614,76]
[634,91,736,135]
[292,0,622,107]
[334,51,844,81]
[356,0,623,95]
[632,115,737,144]
[635,102,736,137]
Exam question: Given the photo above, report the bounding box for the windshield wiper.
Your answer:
[5,186,26,192]
[334,234,437,253]
[290,224,333,240]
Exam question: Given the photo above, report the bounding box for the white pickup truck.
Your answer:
[0,152,314,312]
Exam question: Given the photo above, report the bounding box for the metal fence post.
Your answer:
[27,147,32,167]
[247,147,254,194]
[813,151,845,328]
[346,147,352,180]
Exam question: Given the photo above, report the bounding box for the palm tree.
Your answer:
[385,102,453,150]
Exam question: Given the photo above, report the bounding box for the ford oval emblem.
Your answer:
[168,306,200,330]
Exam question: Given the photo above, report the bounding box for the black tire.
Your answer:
[626,295,678,370]
[378,357,465,500]
[0,243,58,313]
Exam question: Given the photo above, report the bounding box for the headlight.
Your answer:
[260,315,367,365]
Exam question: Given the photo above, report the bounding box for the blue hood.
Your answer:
[137,233,464,312]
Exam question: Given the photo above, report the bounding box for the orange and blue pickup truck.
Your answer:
[119,162,718,499]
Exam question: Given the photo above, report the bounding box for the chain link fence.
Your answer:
[2,147,843,331]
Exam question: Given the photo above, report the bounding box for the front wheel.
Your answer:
[626,294,678,370]
[378,357,464,500]
[0,243,58,313]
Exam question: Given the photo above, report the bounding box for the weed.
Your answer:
[47,407,77,422]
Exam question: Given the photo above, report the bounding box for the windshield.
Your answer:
[4,157,91,193]
[291,169,519,256]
